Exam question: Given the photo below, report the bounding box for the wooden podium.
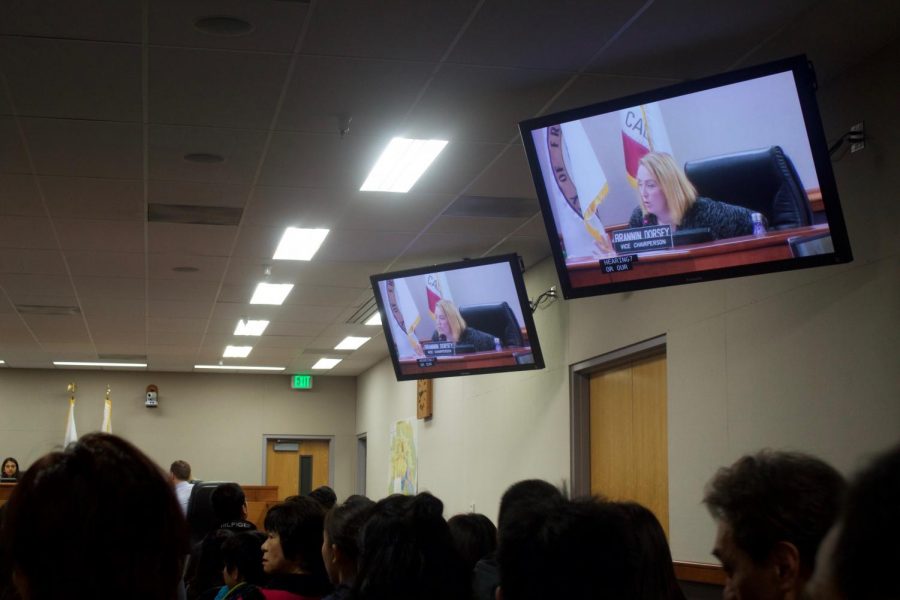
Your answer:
[242,485,279,529]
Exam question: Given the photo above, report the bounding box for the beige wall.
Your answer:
[356,41,900,563]
[0,369,359,500]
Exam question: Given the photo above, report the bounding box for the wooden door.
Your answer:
[589,354,669,534]
[265,439,330,501]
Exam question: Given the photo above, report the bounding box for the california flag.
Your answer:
[620,102,672,187]
[425,273,453,319]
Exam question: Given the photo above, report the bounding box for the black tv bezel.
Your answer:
[518,55,853,300]
[370,254,545,382]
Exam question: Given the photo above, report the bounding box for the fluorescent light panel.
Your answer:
[312,358,342,370]
[364,313,382,326]
[194,365,285,371]
[54,361,147,368]
[335,336,370,350]
[250,282,294,305]
[360,137,448,193]
[223,345,252,358]
[273,227,330,261]
[234,319,269,336]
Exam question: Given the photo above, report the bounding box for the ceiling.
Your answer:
[0,0,895,375]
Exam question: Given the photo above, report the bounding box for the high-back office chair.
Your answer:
[186,480,230,547]
[684,146,813,230]
[459,302,524,347]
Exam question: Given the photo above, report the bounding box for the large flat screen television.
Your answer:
[370,254,544,381]
[519,55,852,299]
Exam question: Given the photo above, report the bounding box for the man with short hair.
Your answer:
[211,482,256,531]
[170,459,194,515]
[704,450,845,600]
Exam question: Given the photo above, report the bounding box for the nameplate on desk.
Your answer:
[422,341,456,356]
[611,225,673,253]
[600,254,637,273]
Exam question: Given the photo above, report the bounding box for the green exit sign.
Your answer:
[291,374,313,390]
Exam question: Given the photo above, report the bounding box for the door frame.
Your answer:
[569,334,666,497]
[356,433,367,495]
[261,434,335,488]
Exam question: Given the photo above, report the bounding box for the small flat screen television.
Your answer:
[519,55,852,299]
[370,254,545,381]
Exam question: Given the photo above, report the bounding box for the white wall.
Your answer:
[0,369,359,500]
[355,40,900,563]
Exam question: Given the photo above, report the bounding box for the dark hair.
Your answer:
[187,528,234,598]
[497,479,564,534]
[832,443,900,599]
[309,486,338,510]
[448,513,497,573]
[211,483,246,523]
[1,433,189,600]
[616,502,686,600]
[354,492,469,600]
[221,531,267,586]
[703,450,845,573]
[1,458,19,481]
[324,495,375,563]
[497,497,638,599]
[170,460,191,481]
[264,498,328,579]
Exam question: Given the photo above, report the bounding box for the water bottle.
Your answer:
[493,337,502,351]
[751,212,766,236]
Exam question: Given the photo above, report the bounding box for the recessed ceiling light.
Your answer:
[234,319,269,336]
[194,364,285,371]
[223,345,252,358]
[335,336,370,350]
[183,152,225,163]
[53,361,147,368]
[360,137,448,193]
[193,16,254,36]
[250,283,294,305]
[273,227,330,261]
[364,313,382,326]
[312,358,342,370]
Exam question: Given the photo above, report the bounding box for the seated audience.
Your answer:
[188,529,235,600]
[308,486,337,511]
[448,513,497,575]
[261,498,332,600]
[806,443,900,600]
[213,483,256,531]
[215,531,268,600]
[0,432,188,599]
[1,458,19,482]
[704,450,846,600]
[171,459,195,515]
[353,492,468,600]
[616,502,686,600]
[497,496,639,599]
[321,496,375,600]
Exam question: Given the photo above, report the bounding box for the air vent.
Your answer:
[346,296,379,325]
[16,304,81,316]
[193,17,253,36]
[443,195,539,219]
[148,204,243,226]
[98,354,147,361]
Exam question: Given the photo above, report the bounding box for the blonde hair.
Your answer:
[435,299,466,341]
[637,152,697,226]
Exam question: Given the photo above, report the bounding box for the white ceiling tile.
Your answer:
[266,321,328,338]
[465,145,541,200]
[256,335,315,350]
[148,125,268,184]
[20,314,91,342]
[0,38,141,121]
[148,300,214,320]
[406,142,507,196]
[80,296,145,319]
[489,236,552,271]
[0,216,58,250]
[0,0,142,42]
[402,231,504,264]
[41,177,144,221]
[92,343,147,356]
[0,117,31,173]
[243,186,350,228]
[88,317,147,337]
[41,341,100,355]
[147,278,220,303]
[282,285,369,308]
[147,317,208,333]
[21,118,142,179]
[259,132,376,189]
[66,251,145,278]
[0,249,66,275]
[73,277,145,301]
[336,191,454,233]
[543,73,677,116]
[148,254,228,281]
[148,329,203,347]
[0,174,42,217]
[314,229,416,263]
[426,215,529,237]
[230,225,282,259]
[148,180,250,208]
[55,219,145,252]
[149,47,291,129]
[147,223,237,257]
[0,274,74,298]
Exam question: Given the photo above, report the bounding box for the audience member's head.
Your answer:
[221,531,267,590]
[309,486,337,510]
[1,458,19,481]
[188,528,234,597]
[1,433,189,600]
[497,479,564,535]
[704,450,845,600]
[498,497,638,599]
[212,482,248,523]
[448,513,497,573]
[354,492,468,600]
[616,502,686,600]
[170,459,192,483]
[322,495,375,586]
[806,443,900,600]
[262,497,329,583]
